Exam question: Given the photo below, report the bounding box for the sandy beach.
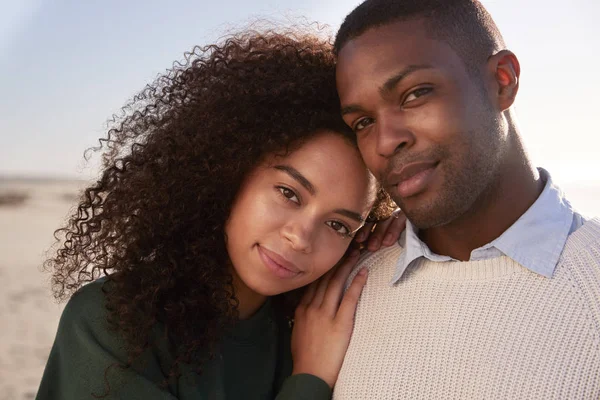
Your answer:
[0,178,86,400]
[1,177,598,399]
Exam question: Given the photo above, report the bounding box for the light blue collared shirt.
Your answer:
[391,169,587,284]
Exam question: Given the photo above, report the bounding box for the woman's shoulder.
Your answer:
[61,277,109,323]
[56,277,123,349]
[41,279,183,398]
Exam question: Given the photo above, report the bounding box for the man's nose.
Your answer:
[376,112,416,158]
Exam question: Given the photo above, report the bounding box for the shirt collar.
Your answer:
[391,169,574,283]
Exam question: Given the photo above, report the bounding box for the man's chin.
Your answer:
[401,200,455,230]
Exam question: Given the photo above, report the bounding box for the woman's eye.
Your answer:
[354,117,374,132]
[404,87,432,104]
[326,220,351,236]
[277,186,300,204]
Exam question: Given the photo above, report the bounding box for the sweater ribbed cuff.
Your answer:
[276,374,332,400]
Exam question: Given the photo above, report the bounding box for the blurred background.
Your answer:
[1,0,598,398]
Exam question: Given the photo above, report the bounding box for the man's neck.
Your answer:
[419,155,544,261]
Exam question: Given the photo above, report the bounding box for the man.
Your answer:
[333,0,600,398]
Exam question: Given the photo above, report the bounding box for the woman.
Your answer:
[37,29,398,399]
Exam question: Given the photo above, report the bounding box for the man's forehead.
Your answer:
[338,19,429,57]
[336,22,463,88]
[339,23,451,72]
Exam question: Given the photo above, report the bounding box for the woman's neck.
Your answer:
[230,270,268,320]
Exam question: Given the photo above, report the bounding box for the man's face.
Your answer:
[336,19,507,229]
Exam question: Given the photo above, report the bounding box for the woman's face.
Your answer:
[225,131,376,297]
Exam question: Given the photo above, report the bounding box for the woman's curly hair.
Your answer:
[45,27,395,380]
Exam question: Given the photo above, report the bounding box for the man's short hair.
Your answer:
[334,0,506,75]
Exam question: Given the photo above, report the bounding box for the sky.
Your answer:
[1,0,599,187]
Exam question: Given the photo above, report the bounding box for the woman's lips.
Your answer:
[257,245,301,279]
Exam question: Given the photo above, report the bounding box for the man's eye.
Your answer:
[277,186,300,204]
[404,87,432,104]
[326,220,351,236]
[354,117,374,132]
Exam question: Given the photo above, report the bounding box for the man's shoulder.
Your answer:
[557,218,600,330]
[357,242,404,267]
[558,217,600,291]
[345,243,404,289]
[564,217,600,254]
[355,242,404,276]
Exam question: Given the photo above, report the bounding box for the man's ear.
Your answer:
[486,50,520,111]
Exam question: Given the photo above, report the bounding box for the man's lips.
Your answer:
[257,245,301,278]
[386,161,439,198]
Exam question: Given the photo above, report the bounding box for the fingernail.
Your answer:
[383,233,394,245]
[358,268,368,276]
[356,231,367,242]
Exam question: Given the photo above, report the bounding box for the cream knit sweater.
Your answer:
[334,218,600,399]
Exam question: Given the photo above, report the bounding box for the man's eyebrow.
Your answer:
[341,104,365,117]
[274,165,316,195]
[334,209,365,223]
[380,64,434,96]
[340,64,433,117]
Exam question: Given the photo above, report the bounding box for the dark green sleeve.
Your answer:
[36,280,176,400]
[275,374,332,400]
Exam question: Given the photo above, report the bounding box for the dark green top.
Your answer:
[36,279,330,399]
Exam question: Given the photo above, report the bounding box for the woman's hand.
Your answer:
[353,209,406,251]
[290,250,366,389]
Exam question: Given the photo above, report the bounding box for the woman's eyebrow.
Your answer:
[334,209,365,223]
[274,164,365,223]
[273,165,316,195]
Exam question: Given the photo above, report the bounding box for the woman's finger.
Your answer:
[321,249,360,312]
[353,222,375,243]
[367,209,406,251]
[380,210,406,246]
[298,279,319,307]
[366,217,394,251]
[309,264,337,308]
[336,268,368,323]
